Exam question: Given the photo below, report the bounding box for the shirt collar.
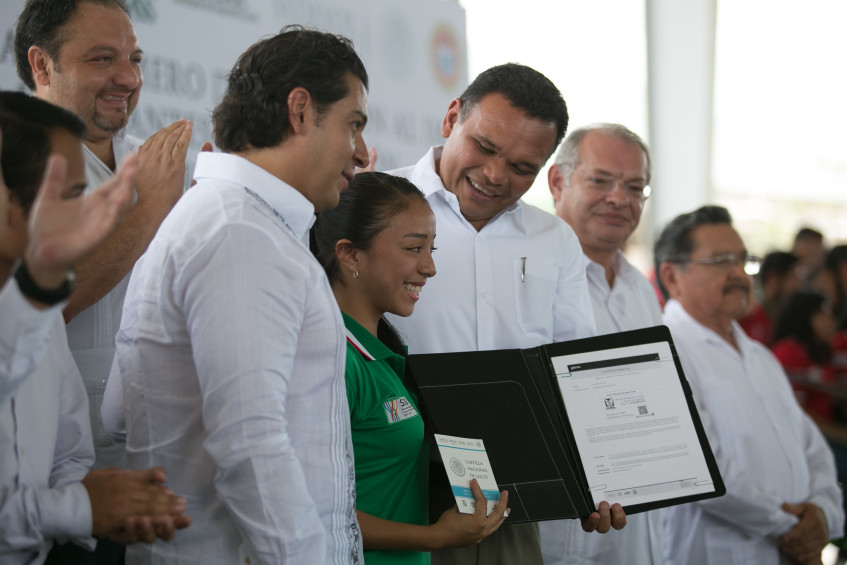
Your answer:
[584,250,632,291]
[342,312,404,362]
[665,299,747,350]
[193,152,316,240]
[415,146,526,233]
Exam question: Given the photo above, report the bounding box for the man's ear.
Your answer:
[28,46,53,90]
[440,98,462,139]
[288,87,311,135]
[659,262,681,301]
[548,164,566,205]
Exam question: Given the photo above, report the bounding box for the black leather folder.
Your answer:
[406,325,726,524]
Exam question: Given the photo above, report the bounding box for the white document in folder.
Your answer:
[552,341,715,508]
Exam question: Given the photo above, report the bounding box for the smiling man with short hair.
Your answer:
[542,123,663,565]
[387,64,625,565]
[106,27,370,564]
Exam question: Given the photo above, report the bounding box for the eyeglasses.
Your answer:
[671,252,763,276]
[578,173,651,202]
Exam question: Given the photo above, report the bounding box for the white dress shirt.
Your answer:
[540,251,664,565]
[387,147,596,352]
[662,299,844,565]
[386,148,595,564]
[0,279,62,401]
[65,129,141,470]
[0,314,96,564]
[110,152,361,565]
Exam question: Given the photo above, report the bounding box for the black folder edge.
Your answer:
[538,325,726,516]
[407,325,726,523]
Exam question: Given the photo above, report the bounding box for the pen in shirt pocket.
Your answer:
[521,257,526,283]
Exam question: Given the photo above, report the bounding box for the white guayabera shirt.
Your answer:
[662,299,844,565]
[109,152,362,565]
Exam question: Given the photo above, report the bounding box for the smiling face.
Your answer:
[354,199,437,322]
[437,93,557,231]
[33,3,142,144]
[300,74,369,212]
[550,131,648,260]
[662,223,753,334]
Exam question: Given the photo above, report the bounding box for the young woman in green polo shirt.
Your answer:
[312,172,508,564]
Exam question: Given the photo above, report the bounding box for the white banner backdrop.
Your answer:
[0,0,467,175]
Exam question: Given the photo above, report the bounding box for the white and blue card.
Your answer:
[435,434,501,515]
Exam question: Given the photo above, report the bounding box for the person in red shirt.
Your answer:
[771,292,837,421]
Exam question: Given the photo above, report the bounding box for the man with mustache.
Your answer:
[541,124,663,564]
[655,205,843,564]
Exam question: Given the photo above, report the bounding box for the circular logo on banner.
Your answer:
[450,457,466,476]
[430,23,461,90]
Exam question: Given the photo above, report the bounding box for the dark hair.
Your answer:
[15,0,130,90]
[825,245,847,329]
[653,205,733,300]
[458,63,568,152]
[312,172,429,356]
[771,292,832,363]
[794,227,824,244]
[213,26,368,153]
[0,91,86,212]
[760,251,799,284]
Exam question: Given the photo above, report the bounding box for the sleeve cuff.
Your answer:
[39,482,95,548]
[807,493,846,539]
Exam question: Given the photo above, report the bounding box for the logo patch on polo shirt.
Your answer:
[384,396,418,423]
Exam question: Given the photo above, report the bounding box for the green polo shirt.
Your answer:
[343,313,429,565]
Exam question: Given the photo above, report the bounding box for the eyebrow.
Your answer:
[590,167,646,182]
[351,110,368,127]
[402,233,431,240]
[81,45,144,58]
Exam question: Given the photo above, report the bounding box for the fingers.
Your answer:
[32,154,69,208]
[488,491,509,529]
[594,501,612,533]
[140,119,188,153]
[610,503,627,530]
[491,490,509,517]
[124,471,187,516]
[469,479,488,518]
[152,515,177,542]
[147,465,169,485]
[781,501,804,516]
[581,511,600,533]
[0,127,5,190]
[170,121,193,160]
[172,514,192,530]
[581,501,616,533]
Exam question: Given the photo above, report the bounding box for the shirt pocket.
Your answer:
[513,258,559,339]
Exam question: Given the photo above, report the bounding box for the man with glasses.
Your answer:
[541,124,663,564]
[655,205,842,565]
